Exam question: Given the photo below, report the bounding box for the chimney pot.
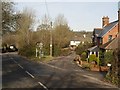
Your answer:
[102,16,109,27]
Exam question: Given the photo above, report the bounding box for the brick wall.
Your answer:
[102,24,118,44]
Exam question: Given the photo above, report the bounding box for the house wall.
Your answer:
[70,41,81,46]
[102,24,118,44]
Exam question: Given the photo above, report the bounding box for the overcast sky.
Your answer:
[14,0,119,31]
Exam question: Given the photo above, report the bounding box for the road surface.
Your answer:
[2,53,119,89]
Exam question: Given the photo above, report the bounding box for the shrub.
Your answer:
[89,54,99,65]
[18,45,36,57]
[104,51,114,65]
[99,50,105,66]
[43,44,50,56]
[81,52,87,61]
[82,63,90,70]
[60,48,71,56]
[89,54,96,62]
[75,42,92,55]
[53,45,61,57]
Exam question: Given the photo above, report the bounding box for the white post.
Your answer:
[39,50,41,59]
[50,21,53,56]
[36,48,38,57]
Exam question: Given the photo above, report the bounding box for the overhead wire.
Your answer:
[45,0,50,18]
[44,0,53,56]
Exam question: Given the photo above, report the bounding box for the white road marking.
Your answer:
[12,59,24,69]
[18,64,24,69]
[38,82,48,90]
[9,56,48,89]
[25,71,35,79]
[13,60,17,64]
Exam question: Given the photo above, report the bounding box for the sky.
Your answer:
[14,0,119,31]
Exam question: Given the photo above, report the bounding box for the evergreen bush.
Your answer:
[81,52,87,61]
[89,54,99,65]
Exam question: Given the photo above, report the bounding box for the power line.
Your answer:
[45,0,50,17]
[44,0,53,57]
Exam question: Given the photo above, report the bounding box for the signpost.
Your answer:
[50,21,53,56]
[39,42,43,58]
[36,42,43,59]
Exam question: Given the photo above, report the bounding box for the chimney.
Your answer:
[102,16,109,27]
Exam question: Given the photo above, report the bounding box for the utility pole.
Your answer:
[50,21,53,56]
[118,4,120,87]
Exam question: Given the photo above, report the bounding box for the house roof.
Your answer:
[71,32,92,42]
[88,45,99,52]
[98,20,118,37]
[105,36,119,50]
[94,28,102,35]
[100,38,115,49]
[100,34,119,50]
[71,36,81,41]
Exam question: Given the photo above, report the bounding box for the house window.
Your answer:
[99,38,102,44]
[108,35,112,41]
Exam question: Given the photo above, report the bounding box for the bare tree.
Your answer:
[54,14,68,27]
[36,15,51,55]
[37,14,51,31]
[53,14,73,56]
[16,8,35,48]
[54,14,72,47]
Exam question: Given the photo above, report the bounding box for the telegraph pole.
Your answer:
[50,21,53,56]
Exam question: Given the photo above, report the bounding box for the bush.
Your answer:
[104,51,114,65]
[89,54,99,65]
[53,45,61,57]
[60,48,71,56]
[82,63,90,70]
[43,44,50,56]
[99,50,105,66]
[81,52,87,61]
[89,54,96,62]
[75,42,92,55]
[18,45,36,57]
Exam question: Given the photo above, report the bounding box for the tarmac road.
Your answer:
[2,53,119,89]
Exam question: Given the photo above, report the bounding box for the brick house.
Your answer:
[88,15,119,59]
[93,16,119,46]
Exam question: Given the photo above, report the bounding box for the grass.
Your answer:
[31,55,54,63]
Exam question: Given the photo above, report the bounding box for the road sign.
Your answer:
[36,42,44,58]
